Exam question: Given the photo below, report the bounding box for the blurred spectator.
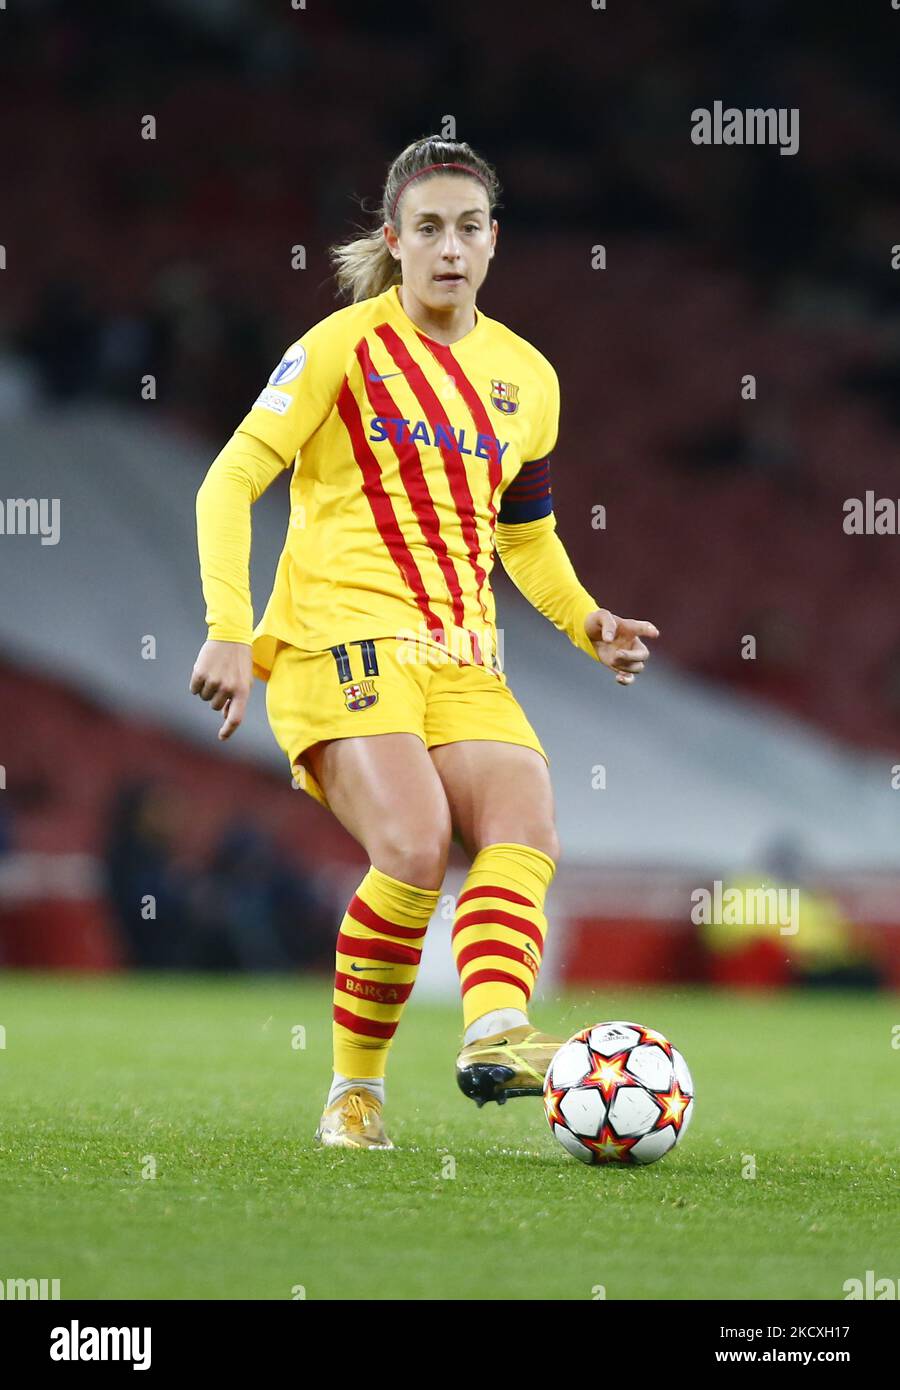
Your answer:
[882,639,900,721]
[19,277,102,401]
[0,345,41,418]
[104,780,195,969]
[191,817,335,972]
[699,836,884,988]
[0,798,13,858]
[3,0,900,750]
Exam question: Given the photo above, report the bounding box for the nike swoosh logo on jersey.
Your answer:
[368,371,404,382]
[350,963,393,972]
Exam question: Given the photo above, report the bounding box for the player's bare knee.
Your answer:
[523,827,560,864]
[371,830,451,890]
[480,824,560,863]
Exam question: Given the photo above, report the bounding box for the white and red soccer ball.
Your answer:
[543,1021,694,1166]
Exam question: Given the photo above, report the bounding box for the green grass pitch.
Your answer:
[0,974,896,1300]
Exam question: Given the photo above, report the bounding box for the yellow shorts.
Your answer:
[264,637,548,809]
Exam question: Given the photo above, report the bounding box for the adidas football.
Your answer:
[543,1021,694,1165]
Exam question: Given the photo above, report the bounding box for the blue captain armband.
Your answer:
[496,456,553,524]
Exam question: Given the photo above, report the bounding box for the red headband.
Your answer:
[389,162,489,222]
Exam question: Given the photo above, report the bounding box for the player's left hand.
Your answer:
[584,609,659,686]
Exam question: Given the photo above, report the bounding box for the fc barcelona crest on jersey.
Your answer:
[343,679,378,711]
[490,379,519,414]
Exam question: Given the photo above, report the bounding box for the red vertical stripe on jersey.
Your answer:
[417,337,504,532]
[374,323,492,631]
[357,339,466,629]
[336,376,446,642]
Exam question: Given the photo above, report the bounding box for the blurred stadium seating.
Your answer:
[1,0,898,985]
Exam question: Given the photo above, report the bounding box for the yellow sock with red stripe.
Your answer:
[333,865,441,1080]
[451,842,556,1030]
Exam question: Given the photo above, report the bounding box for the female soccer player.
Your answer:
[191,135,658,1149]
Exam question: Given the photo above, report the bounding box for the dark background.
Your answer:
[0,0,898,978]
[4,0,900,742]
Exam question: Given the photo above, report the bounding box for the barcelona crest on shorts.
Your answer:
[490,380,519,414]
[343,679,378,711]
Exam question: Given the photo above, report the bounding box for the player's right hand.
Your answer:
[189,639,253,741]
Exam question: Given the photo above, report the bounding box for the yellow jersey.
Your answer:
[196,282,602,680]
